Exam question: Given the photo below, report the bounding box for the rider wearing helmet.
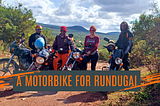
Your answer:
[52,26,75,70]
[115,21,133,70]
[29,25,47,52]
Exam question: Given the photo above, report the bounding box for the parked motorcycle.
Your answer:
[102,37,124,71]
[62,34,91,71]
[28,45,63,71]
[0,32,32,76]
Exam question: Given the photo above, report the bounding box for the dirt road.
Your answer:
[0,62,109,106]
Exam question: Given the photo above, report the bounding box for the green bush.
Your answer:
[98,48,109,61]
[131,10,160,73]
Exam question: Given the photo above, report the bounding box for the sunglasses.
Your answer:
[61,30,66,32]
[90,29,95,31]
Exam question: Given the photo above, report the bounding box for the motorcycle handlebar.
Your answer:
[104,37,109,42]
[80,42,83,45]
[103,45,108,48]
[84,44,91,50]
[51,48,63,58]
[20,40,25,44]
[50,52,57,58]
[64,39,72,45]
[31,49,39,54]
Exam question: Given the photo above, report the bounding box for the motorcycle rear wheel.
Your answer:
[0,58,19,76]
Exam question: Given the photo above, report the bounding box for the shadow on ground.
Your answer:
[0,87,58,99]
[57,92,108,104]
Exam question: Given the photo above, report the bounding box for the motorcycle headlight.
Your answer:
[73,52,80,59]
[115,57,122,65]
[36,57,45,64]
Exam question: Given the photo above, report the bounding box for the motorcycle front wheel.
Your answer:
[0,58,19,76]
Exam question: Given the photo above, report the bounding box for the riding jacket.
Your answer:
[115,30,133,54]
[29,32,47,50]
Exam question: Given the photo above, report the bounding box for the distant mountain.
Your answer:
[106,32,120,36]
[38,23,119,36]
[38,23,120,48]
[68,26,88,32]
[38,23,60,30]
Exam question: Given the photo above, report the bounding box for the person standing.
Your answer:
[82,25,100,70]
[115,21,133,70]
[52,26,74,70]
[29,25,47,51]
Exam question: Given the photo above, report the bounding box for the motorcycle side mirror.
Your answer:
[18,36,22,39]
[79,41,83,45]
[21,32,25,37]
[68,34,74,38]
[104,37,109,42]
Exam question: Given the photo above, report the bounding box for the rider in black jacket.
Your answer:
[98,22,133,98]
[115,21,133,70]
[29,25,47,52]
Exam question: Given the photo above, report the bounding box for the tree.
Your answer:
[130,2,160,73]
[41,27,55,45]
[0,2,36,50]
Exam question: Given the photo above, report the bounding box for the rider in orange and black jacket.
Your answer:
[115,21,133,70]
[52,26,75,70]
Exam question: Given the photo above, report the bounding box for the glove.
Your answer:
[124,51,128,55]
[124,39,133,55]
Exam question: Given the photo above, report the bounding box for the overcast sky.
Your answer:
[3,0,160,33]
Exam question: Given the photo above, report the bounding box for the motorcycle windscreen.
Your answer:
[9,41,17,53]
[113,49,124,59]
[38,49,50,59]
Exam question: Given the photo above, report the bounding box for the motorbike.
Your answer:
[28,33,89,71]
[0,32,32,76]
[28,45,63,71]
[102,37,124,71]
[61,34,91,71]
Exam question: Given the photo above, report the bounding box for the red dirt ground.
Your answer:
[0,62,109,106]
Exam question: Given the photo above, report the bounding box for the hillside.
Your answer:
[38,23,120,49]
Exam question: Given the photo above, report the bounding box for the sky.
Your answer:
[2,0,160,33]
